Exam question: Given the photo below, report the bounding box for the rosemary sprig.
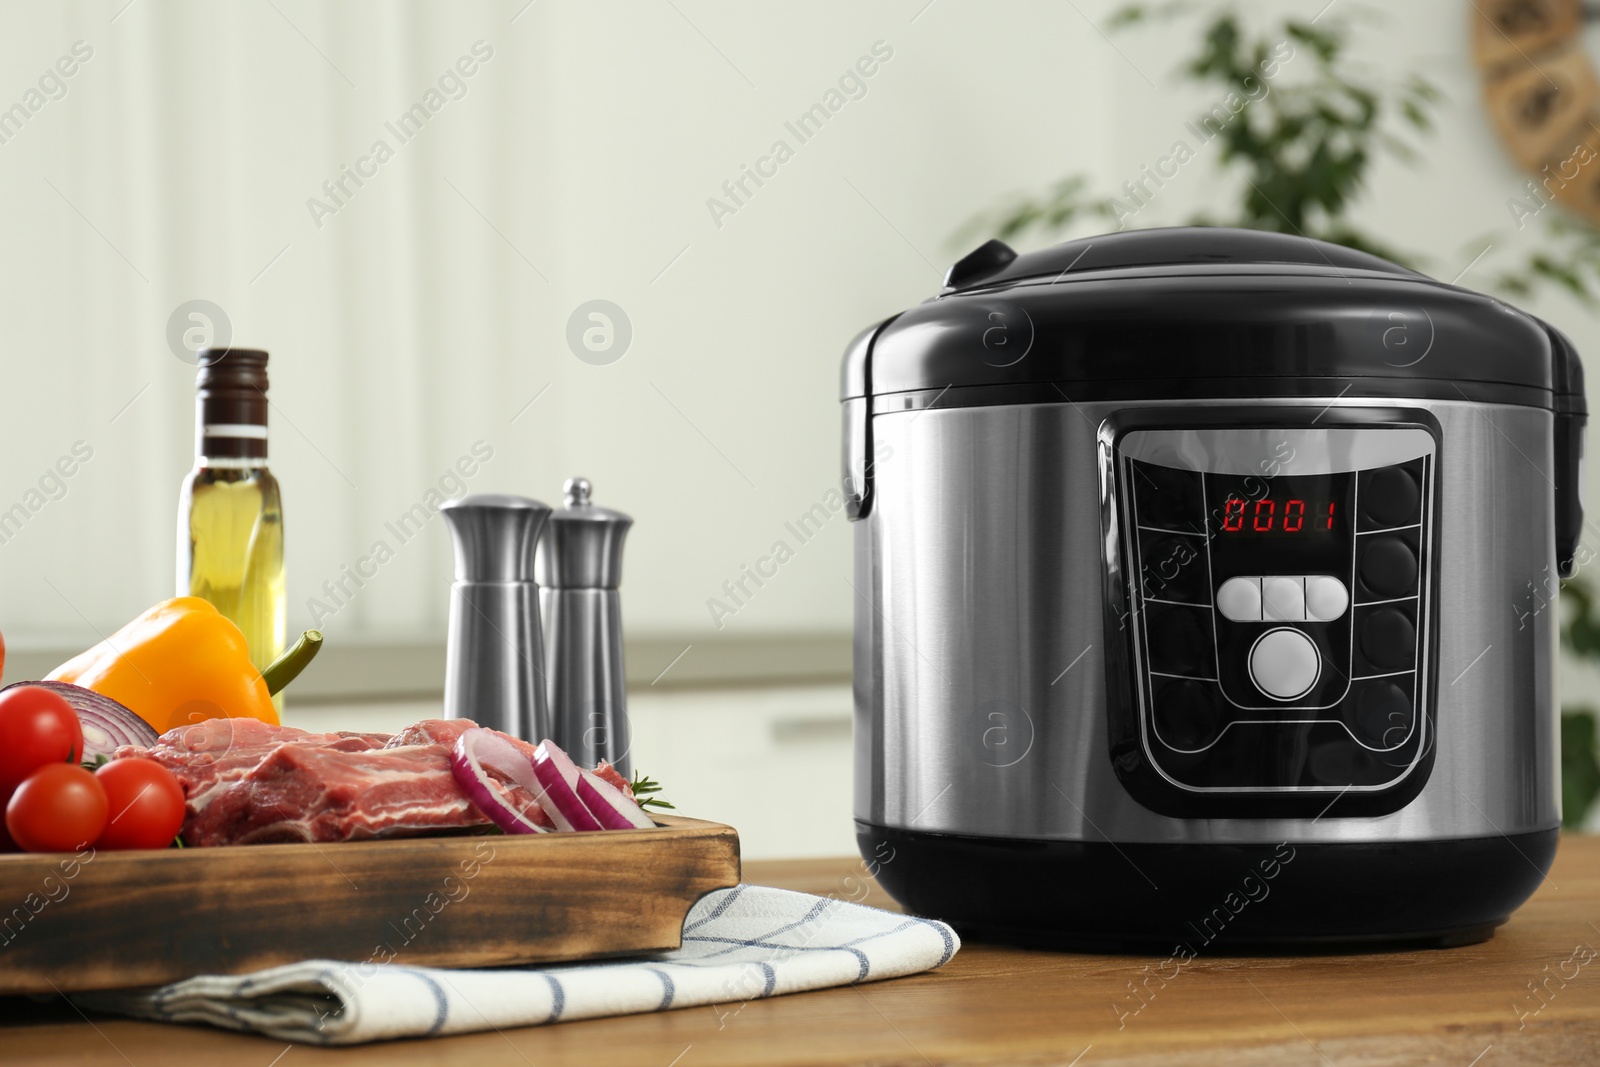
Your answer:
[629,771,675,812]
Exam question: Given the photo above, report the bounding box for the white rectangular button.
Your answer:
[1261,576,1306,621]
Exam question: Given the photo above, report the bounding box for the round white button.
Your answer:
[1305,575,1350,621]
[1261,576,1307,621]
[1216,576,1262,621]
[1249,627,1321,701]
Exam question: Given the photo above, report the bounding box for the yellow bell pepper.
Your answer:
[46,597,278,734]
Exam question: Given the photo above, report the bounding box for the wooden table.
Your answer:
[7,838,1600,1066]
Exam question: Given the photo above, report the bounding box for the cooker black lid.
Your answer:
[943,227,1419,290]
[842,226,1584,413]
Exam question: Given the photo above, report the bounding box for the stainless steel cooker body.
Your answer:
[852,397,1559,846]
[842,228,1585,946]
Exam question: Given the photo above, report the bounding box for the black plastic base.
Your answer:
[859,822,1559,953]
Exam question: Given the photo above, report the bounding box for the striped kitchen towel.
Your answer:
[76,885,959,1045]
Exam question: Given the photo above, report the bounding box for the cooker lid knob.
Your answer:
[943,238,1017,290]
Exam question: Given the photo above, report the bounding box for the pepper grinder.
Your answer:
[536,477,634,776]
[439,493,552,741]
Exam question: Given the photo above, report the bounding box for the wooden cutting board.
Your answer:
[0,815,739,995]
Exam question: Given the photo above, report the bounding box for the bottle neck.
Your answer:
[195,403,268,469]
[191,348,270,469]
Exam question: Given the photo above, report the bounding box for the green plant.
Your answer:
[1123,2,1437,264]
[968,2,1600,303]
[969,3,1437,264]
[1560,577,1600,827]
[967,1,1600,827]
[1491,214,1600,308]
[1562,709,1600,828]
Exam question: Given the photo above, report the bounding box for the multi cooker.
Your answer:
[843,227,1586,947]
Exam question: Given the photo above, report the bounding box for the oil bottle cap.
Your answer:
[195,347,269,460]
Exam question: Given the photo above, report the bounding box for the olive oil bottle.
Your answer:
[177,348,286,708]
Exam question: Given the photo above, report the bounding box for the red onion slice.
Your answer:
[449,728,551,834]
[575,771,654,830]
[531,741,602,831]
[3,681,159,763]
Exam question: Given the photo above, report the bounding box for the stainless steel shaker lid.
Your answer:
[536,478,633,589]
[439,493,552,583]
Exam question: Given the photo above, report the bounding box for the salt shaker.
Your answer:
[536,477,634,776]
[439,493,552,741]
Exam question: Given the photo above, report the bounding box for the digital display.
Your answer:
[1221,497,1337,535]
[1203,471,1350,543]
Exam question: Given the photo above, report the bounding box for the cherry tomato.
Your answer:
[6,764,107,852]
[0,627,7,683]
[94,758,185,850]
[0,788,15,853]
[0,685,83,791]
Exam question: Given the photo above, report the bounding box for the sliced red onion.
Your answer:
[449,728,551,834]
[531,741,602,832]
[575,771,654,830]
[2,681,159,763]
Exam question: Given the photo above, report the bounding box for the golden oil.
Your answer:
[179,469,285,676]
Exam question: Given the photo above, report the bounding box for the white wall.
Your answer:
[0,0,1113,654]
[1,0,1596,699]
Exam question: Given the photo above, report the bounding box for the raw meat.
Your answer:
[592,760,631,796]
[384,718,534,756]
[115,719,395,832]
[182,743,479,845]
[123,717,554,846]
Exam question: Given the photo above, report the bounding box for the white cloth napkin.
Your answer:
[75,885,959,1045]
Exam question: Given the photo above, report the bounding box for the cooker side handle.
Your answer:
[1545,324,1587,578]
[841,315,900,521]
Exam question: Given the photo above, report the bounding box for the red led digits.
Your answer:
[1219,498,1336,534]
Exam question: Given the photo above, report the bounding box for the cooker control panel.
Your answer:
[1110,424,1436,802]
